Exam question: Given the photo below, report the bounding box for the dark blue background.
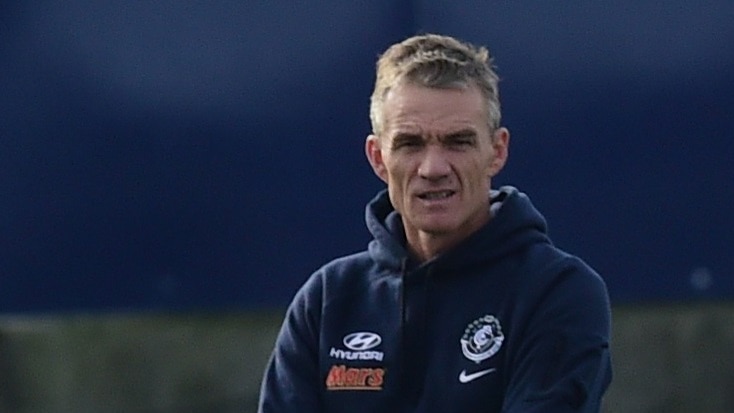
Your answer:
[2,1,733,312]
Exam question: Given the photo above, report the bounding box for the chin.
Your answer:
[417,220,460,235]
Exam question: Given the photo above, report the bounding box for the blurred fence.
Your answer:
[1,303,734,413]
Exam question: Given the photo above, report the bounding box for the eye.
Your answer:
[391,134,423,150]
[452,138,474,146]
[445,133,477,148]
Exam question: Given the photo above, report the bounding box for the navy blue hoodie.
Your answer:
[258,186,612,412]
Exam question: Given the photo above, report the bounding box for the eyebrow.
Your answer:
[389,128,479,149]
[443,129,477,140]
[391,132,423,148]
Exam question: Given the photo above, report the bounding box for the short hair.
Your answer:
[369,33,501,136]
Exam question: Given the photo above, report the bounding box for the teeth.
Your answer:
[421,191,453,200]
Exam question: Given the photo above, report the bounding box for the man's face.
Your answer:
[366,82,509,243]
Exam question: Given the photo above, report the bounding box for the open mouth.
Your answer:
[417,190,456,200]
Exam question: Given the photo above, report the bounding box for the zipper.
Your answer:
[399,259,433,407]
[398,257,408,400]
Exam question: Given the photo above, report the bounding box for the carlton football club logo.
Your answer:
[460,315,504,363]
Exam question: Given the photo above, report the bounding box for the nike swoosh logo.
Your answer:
[458,368,496,383]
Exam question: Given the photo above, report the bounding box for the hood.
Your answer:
[365,186,550,273]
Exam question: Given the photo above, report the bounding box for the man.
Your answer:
[258,33,612,412]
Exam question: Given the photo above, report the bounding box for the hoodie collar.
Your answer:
[366,186,550,273]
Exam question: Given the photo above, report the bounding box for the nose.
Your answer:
[417,146,451,181]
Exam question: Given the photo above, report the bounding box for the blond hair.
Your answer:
[369,34,501,135]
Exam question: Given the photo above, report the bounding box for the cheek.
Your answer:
[384,161,409,186]
[387,174,408,197]
[386,184,406,215]
[480,153,497,179]
[464,158,492,182]
[384,165,411,207]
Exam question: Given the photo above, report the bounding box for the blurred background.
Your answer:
[1,1,732,412]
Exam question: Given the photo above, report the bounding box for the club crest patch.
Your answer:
[460,314,504,363]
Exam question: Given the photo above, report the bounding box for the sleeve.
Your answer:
[258,273,324,413]
[501,259,613,413]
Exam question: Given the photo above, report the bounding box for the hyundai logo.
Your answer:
[343,332,382,351]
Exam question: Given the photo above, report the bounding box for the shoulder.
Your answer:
[284,250,395,337]
[291,250,380,306]
[521,243,606,290]
[515,243,610,320]
[517,244,611,338]
[320,250,375,276]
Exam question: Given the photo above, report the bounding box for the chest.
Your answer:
[318,273,517,412]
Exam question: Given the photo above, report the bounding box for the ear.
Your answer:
[365,134,389,183]
[488,127,510,177]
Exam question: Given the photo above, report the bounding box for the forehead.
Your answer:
[381,82,488,136]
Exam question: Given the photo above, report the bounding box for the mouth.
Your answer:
[417,190,456,201]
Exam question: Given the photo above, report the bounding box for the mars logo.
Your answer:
[325,365,385,391]
[460,315,504,363]
[330,331,384,361]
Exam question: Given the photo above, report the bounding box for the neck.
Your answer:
[404,213,492,263]
[406,231,461,262]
